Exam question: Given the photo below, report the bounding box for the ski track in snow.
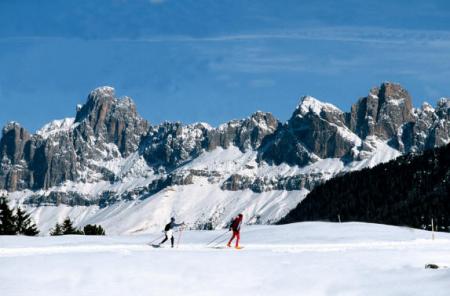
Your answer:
[3,223,450,296]
[2,240,450,258]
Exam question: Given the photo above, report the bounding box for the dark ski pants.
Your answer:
[228,230,240,247]
[160,233,175,247]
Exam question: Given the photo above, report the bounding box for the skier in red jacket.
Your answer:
[227,213,243,249]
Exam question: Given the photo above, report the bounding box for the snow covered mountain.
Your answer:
[1,82,450,234]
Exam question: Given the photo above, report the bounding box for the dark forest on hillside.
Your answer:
[280,144,450,231]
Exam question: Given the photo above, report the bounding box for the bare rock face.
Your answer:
[221,173,324,192]
[427,98,450,147]
[206,111,280,152]
[395,98,450,153]
[0,87,149,191]
[348,82,414,140]
[0,122,31,164]
[259,96,359,166]
[74,86,149,157]
[142,112,279,169]
[141,122,209,169]
[0,122,42,191]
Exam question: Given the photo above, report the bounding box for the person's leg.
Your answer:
[227,231,236,246]
[160,235,168,245]
[235,231,240,247]
[165,230,174,247]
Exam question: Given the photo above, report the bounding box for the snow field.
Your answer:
[1,222,450,296]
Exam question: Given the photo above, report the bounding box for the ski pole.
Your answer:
[176,227,184,248]
[149,233,165,244]
[212,236,230,248]
[206,230,229,246]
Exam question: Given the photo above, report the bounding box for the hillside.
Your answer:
[280,143,450,230]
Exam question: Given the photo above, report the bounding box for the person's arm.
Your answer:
[174,222,185,227]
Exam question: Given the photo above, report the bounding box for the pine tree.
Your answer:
[15,207,39,236]
[61,217,83,235]
[83,224,106,235]
[0,197,16,235]
[50,223,63,236]
[62,217,76,234]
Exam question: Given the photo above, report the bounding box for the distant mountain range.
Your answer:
[1,82,449,234]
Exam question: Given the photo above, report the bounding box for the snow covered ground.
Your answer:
[7,141,401,235]
[2,222,450,296]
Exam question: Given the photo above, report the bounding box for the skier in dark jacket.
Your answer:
[227,213,243,249]
[159,217,185,248]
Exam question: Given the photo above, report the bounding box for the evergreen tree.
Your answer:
[279,143,450,232]
[83,224,106,235]
[15,207,39,236]
[50,223,63,236]
[0,197,16,235]
[61,218,83,235]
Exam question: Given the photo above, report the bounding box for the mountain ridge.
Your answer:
[1,82,449,233]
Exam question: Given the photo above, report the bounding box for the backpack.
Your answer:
[230,218,240,230]
[164,222,171,231]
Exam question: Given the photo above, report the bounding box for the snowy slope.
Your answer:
[36,117,76,139]
[10,185,309,235]
[7,140,400,235]
[1,222,450,296]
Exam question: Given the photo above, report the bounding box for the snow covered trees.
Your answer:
[0,197,39,235]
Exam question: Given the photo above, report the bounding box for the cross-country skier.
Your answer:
[159,217,185,248]
[227,213,243,249]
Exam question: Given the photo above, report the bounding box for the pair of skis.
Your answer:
[149,227,185,248]
[149,230,244,249]
[206,230,244,249]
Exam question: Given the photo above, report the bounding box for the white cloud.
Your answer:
[3,27,450,47]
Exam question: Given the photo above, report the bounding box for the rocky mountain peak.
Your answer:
[73,86,149,157]
[247,111,279,134]
[0,122,31,165]
[348,82,414,140]
[1,82,449,197]
[36,118,75,139]
[420,102,435,114]
[436,98,450,117]
[75,86,115,125]
[295,96,342,118]
[259,95,356,167]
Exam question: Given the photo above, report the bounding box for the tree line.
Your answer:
[0,197,39,235]
[0,196,105,236]
[279,143,450,232]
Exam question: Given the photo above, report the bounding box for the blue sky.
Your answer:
[1,0,450,131]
